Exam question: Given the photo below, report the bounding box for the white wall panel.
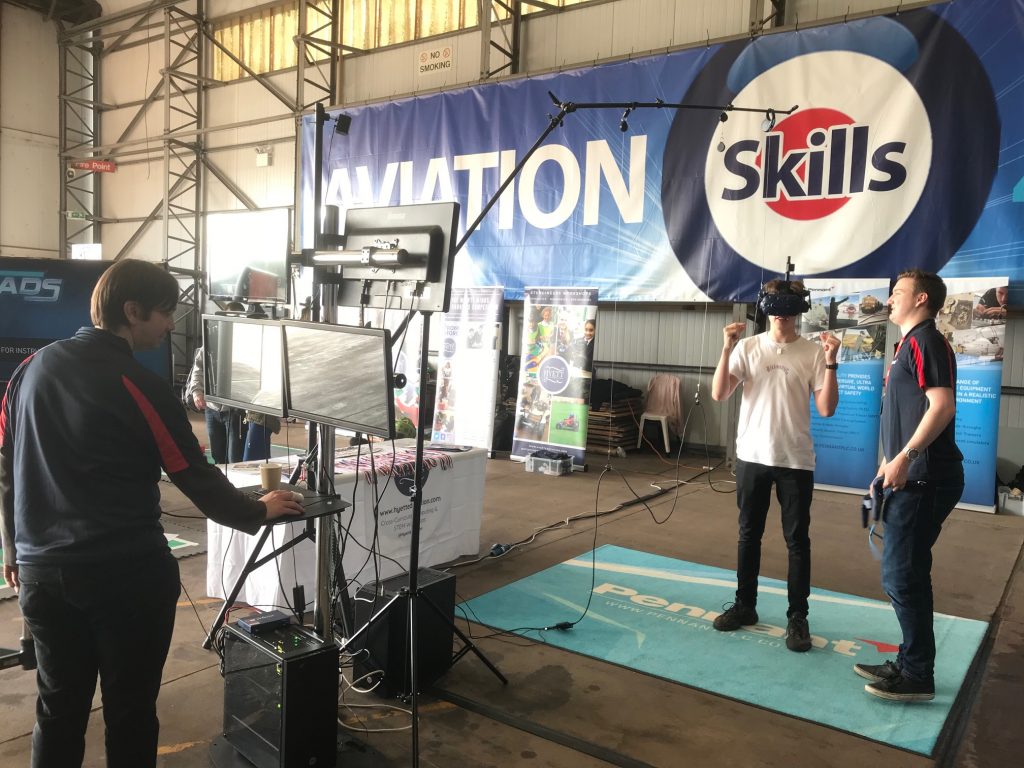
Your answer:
[0,134,59,257]
[101,40,162,113]
[99,219,165,262]
[608,0,682,55]
[1,6,58,136]
[100,159,169,219]
[0,5,59,258]
[784,0,936,25]
[205,146,296,211]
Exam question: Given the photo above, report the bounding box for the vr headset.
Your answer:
[756,280,811,318]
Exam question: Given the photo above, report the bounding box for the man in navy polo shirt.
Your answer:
[854,269,963,702]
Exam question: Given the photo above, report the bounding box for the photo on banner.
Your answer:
[941,277,1007,510]
[431,286,504,449]
[382,311,424,434]
[512,288,598,467]
[802,279,890,493]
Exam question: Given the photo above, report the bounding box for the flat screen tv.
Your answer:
[201,315,284,417]
[206,208,290,305]
[282,320,395,438]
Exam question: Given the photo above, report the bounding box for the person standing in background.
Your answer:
[187,346,245,464]
[186,347,279,463]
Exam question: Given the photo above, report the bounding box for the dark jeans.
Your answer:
[18,551,180,768]
[242,422,272,462]
[734,459,813,617]
[205,407,244,465]
[880,478,963,682]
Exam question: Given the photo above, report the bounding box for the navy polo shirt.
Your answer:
[881,318,963,483]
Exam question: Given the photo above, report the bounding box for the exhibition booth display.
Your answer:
[205,441,486,608]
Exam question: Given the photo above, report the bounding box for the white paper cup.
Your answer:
[259,463,282,492]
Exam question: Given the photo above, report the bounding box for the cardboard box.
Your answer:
[999,490,1024,516]
[526,454,573,476]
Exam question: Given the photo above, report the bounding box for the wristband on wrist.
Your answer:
[825,363,838,370]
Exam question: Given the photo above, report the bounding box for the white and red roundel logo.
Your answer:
[705,52,931,275]
[661,11,1000,302]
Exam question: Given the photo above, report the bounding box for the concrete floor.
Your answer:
[1,416,1023,767]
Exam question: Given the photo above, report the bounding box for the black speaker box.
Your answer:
[221,622,338,768]
[353,568,455,697]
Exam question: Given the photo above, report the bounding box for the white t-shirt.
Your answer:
[728,333,826,471]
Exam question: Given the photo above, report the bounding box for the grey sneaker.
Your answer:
[854,660,901,683]
[712,602,758,631]
[785,613,811,652]
[864,673,935,702]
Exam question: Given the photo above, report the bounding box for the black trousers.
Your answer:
[18,551,180,768]
[734,459,813,617]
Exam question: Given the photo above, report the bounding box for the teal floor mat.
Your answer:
[460,545,987,755]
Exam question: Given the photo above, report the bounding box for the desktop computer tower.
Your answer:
[221,622,338,768]
[352,568,456,697]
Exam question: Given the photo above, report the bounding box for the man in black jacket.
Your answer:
[0,259,302,768]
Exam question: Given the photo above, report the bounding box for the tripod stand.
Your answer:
[333,307,507,767]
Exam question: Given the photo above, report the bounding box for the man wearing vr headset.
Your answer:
[712,279,840,652]
[854,269,963,702]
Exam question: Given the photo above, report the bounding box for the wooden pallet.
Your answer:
[587,397,643,452]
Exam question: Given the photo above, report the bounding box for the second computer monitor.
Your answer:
[201,315,285,417]
[282,321,395,439]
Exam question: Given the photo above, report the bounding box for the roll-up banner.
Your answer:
[942,277,1007,511]
[512,287,598,467]
[301,0,1023,305]
[389,311,425,431]
[802,280,890,494]
[431,286,504,449]
[803,276,1006,510]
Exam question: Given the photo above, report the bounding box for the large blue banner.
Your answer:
[301,0,1024,303]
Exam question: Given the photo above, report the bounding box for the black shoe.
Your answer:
[864,673,935,702]
[785,613,812,652]
[712,602,758,631]
[854,660,901,683]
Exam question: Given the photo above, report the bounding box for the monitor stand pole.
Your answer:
[402,309,507,765]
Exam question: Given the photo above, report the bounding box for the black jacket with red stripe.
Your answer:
[0,327,266,566]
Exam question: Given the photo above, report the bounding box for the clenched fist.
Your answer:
[819,332,840,364]
[723,322,746,350]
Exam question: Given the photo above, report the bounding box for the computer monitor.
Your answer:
[282,320,395,438]
[314,201,460,314]
[201,315,285,417]
[206,209,290,306]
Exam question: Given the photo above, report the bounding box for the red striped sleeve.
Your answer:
[0,388,8,446]
[0,353,34,445]
[908,337,926,389]
[121,375,189,473]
